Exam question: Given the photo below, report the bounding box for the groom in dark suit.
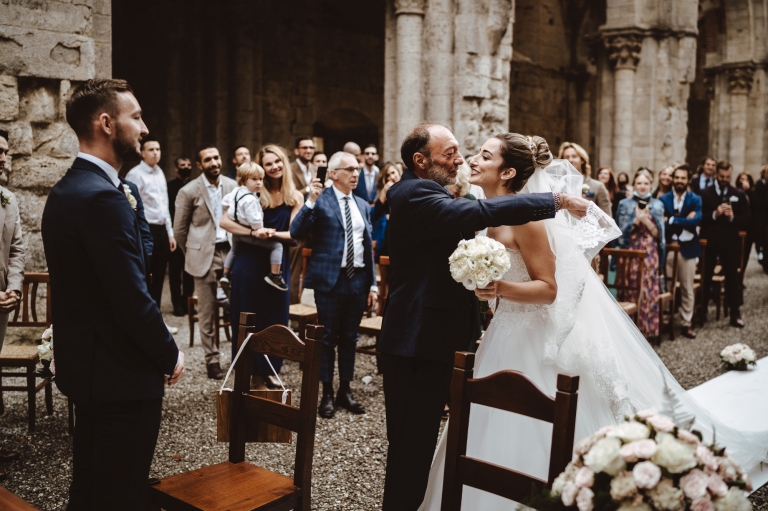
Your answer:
[42,79,184,510]
[379,123,589,510]
[291,151,378,418]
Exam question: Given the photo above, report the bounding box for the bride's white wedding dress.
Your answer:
[418,161,768,511]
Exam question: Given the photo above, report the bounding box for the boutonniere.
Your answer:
[122,184,137,211]
[581,184,590,197]
[729,196,739,203]
[0,190,11,208]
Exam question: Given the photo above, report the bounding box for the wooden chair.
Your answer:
[187,296,231,348]
[441,352,579,510]
[1,273,54,433]
[289,248,318,341]
[598,248,646,324]
[0,486,40,510]
[659,244,680,341]
[149,313,323,511]
[357,255,390,373]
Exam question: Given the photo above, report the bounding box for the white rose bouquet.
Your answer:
[530,412,753,511]
[719,344,757,371]
[37,325,56,379]
[448,236,511,291]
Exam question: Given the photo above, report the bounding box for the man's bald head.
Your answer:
[343,141,363,164]
[400,122,463,186]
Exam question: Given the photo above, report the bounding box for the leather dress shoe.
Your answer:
[318,392,335,419]
[681,327,697,339]
[172,305,186,317]
[0,450,20,462]
[207,363,224,380]
[335,388,365,415]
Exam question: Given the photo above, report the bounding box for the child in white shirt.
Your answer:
[220,162,287,292]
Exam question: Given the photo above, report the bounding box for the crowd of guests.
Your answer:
[566,141,766,341]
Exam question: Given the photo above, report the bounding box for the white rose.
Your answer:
[450,262,469,281]
[652,432,697,474]
[475,267,490,288]
[42,326,53,341]
[741,349,756,362]
[647,478,685,511]
[574,467,594,488]
[647,415,675,433]
[489,266,504,280]
[610,471,637,500]
[609,421,651,442]
[462,276,477,290]
[551,472,568,497]
[38,341,54,362]
[633,461,662,490]
[584,437,625,476]
[714,487,751,511]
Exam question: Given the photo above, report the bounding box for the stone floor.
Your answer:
[1,259,767,510]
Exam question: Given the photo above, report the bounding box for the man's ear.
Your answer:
[413,153,428,170]
[196,160,203,170]
[96,113,112,137]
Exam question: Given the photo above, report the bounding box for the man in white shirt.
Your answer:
[290,151,378,419]
[126,136,177,327]
[354,144,379,205]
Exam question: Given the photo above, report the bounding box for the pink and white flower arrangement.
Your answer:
[37,325,56,378]
[719,344,757,371]
[548,413,752,511]
[449,236,511,290]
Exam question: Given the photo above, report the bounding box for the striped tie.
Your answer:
[343,197,355,279]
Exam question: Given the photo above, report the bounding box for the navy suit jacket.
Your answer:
[121,178,153,265]
[290,186,376,293]
[353,169,378,203]
[659,191,702,260]
[42,157,179,404]
[379,170,557,362]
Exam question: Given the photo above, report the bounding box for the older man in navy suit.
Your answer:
[42,79,183,510]
[291,151,377,419]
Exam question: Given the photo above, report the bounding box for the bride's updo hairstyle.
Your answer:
[495,133,553,192]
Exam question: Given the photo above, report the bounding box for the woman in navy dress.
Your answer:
[221,144,304,389]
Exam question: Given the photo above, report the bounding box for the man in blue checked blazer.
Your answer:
[659,166,702,339]
[290,151,378,419]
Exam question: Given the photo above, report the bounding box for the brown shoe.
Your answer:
[206,363,224,380]
[0,450,20,462]
[681,327,697,339]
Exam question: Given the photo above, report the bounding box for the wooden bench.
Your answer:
[1,273,54,433]
[0,486,40,510]
[440,352,579,510]
[149,313,323,511]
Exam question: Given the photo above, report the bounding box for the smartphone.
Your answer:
[637,198,649,210]
[316,166,328,183]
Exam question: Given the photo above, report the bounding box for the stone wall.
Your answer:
[0,0,111,270]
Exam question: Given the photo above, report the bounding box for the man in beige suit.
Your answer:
[0,129,25,352]
[174,145,236,379]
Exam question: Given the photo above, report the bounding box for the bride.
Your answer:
[418,133,768,510]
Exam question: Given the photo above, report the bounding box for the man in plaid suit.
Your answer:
[290,151,378,419]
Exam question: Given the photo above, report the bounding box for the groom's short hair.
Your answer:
[400,122,450,170]
[66,79,134,140]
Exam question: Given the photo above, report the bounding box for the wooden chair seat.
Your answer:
[658,291,672,303]
[619,302,638,315]
[289,303,318,318]
[0,345,41,361]
[151,461,300,511]
[358,315,382,333]
[0,486,40,510]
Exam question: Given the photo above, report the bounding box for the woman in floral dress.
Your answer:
[615,168,665,341]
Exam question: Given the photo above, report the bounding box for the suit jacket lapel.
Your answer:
[327,188,345,229]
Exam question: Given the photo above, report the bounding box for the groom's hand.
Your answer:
[560,194,590,218]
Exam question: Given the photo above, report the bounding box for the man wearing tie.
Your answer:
[659,165,702,338]
[354,144,379,205]
[290,151,378,419]
[691,155,717,195]
[700,160,750,327]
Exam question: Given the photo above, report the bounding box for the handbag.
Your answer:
[216,332,292,443]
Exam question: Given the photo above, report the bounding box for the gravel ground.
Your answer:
[1,259,767,510]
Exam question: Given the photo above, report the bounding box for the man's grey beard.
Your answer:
[426,162,457,187]
[113,124,141,162]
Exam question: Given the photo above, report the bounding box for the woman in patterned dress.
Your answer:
[615,168,665,341]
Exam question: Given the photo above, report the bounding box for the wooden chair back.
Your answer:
[229,313,323,502]
[441,352,579,510]
[661,244,680,340]
[298,247,313,301]
[598,248,646,312]
[9,273,51,328]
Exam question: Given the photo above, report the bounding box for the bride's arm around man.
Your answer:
[378,122,589,510]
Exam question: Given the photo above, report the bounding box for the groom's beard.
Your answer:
[113,124,142,162]
[426,161,458,187]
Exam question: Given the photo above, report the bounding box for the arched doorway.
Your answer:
[314,109,379,157]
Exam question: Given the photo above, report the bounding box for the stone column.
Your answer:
[423,0,453,127]
[394,0,425,148]
[383,0,398,161]
[604,33,642,175]
[726,65,754,174]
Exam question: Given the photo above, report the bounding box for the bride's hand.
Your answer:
[560,194,590,218]
[475,281,498,301]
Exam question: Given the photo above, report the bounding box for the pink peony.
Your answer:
[695,444,719,472]
[647,414,675,432]
[594,425,615,438]
[680,469,710,500]
[621,440,658,463]
[677,430,700,446]
[633,461,662,490]
[575,467,595,488]
[707,474,728,497]
[576,487,595,511]
[691,496,715,511]
[50,358,56,375]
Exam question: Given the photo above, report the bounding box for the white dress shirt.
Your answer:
[77,152,120,187]
[305,186,377,292]
[699,174,714,191]
[222,186,264,229]
[126,161,173,237]
[205,178,229,243]
[669,191,694,242]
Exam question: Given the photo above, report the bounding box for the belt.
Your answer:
[215,241,230,250]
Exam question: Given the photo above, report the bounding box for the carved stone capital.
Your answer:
[394,0,425,16]
[727,66,754,95]
[604,34,643,70]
